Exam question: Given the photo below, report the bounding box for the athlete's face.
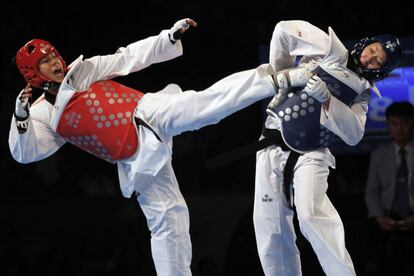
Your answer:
[38,52,65,84]
[360,42,387,70]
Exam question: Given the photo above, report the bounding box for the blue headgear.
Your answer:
[350,34,404,81]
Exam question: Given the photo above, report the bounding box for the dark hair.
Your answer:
[385,101,414,119]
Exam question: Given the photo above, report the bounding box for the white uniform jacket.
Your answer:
[9,30,183,197]
[268,20,377,162]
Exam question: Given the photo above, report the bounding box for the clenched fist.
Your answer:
[168,18,198,42]
[15,83,32,119]
[304,75,331,103]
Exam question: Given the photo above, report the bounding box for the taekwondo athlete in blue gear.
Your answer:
[253,20,404,276]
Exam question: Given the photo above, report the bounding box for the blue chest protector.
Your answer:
[274,66,360,152]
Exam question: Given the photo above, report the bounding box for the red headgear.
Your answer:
[15,39,67,88]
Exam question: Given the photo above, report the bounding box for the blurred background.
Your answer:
[1,0,413,275]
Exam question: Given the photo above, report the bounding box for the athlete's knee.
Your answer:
[296,205,315,226]
[253,207,268,226]
[147,203,189,234]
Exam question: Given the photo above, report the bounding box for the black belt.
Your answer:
[134,117,162,142]
[261,128,289,151]
[262,128,300,207]
[204,128,282,170]
[204,127,301,206]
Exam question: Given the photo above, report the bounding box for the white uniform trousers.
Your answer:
[132,66,275,276]
[253,144,356,276]
[134,160,191,276]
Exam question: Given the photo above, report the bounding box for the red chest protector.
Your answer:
[56,80,144,163]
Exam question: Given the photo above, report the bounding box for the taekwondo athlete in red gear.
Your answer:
[253,20,404,276]
[9,19,278,276]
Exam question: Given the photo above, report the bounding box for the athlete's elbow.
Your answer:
[346,138,360,146]
[10,149,34,164]
[11,154,30,164]
[344,132,364,146]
